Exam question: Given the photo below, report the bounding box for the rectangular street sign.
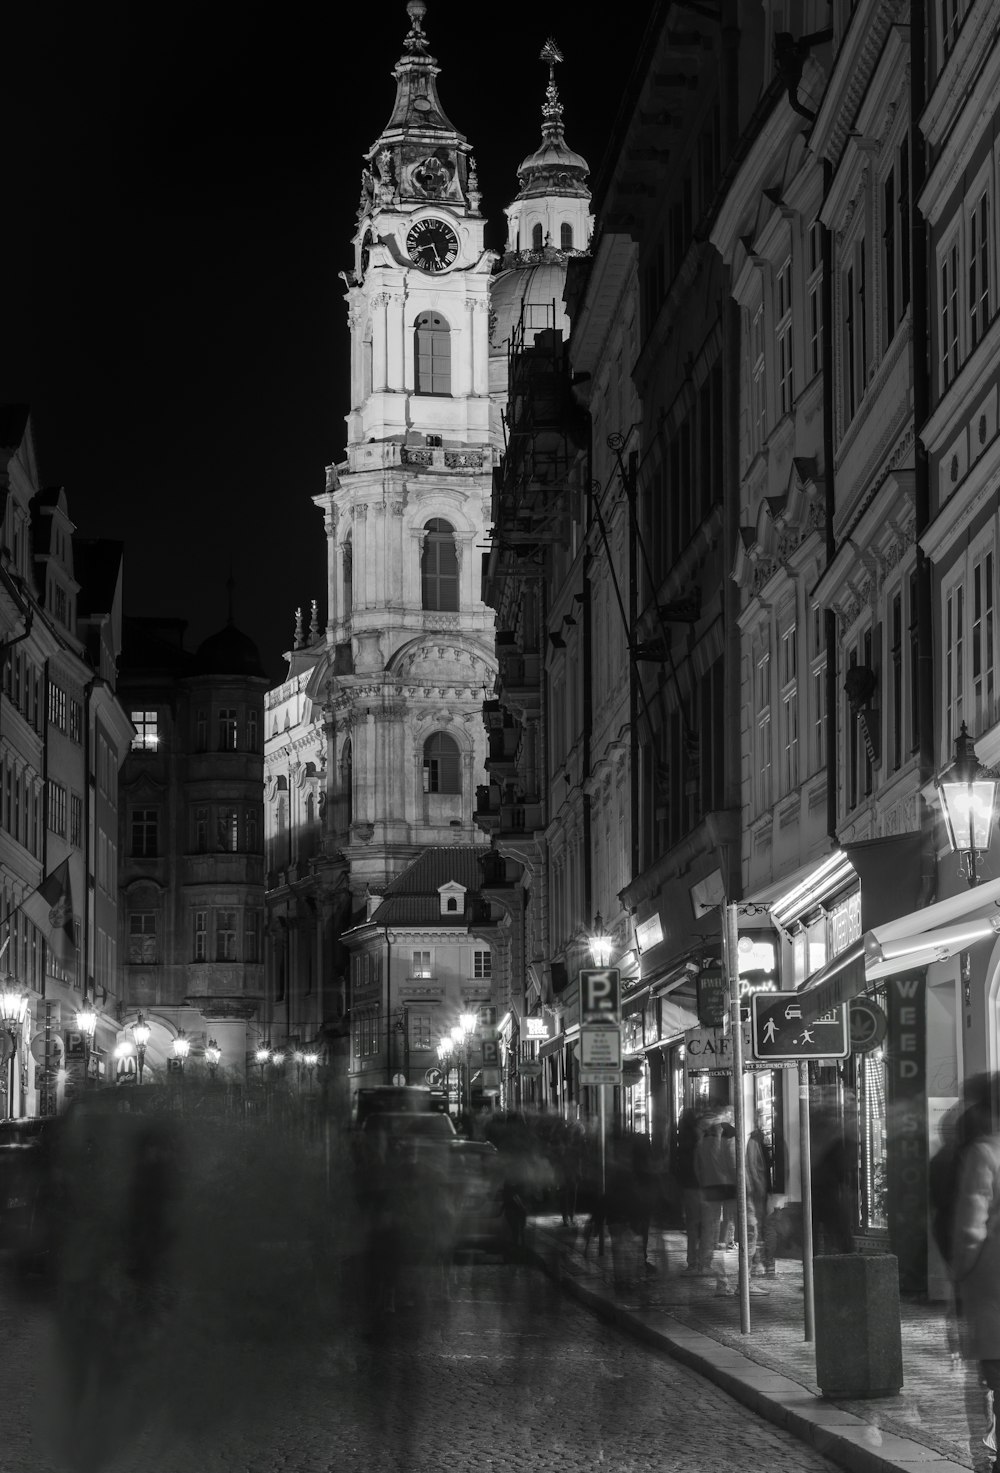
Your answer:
[580,1025,622,1068]
[580,1069,623,1087]
[580,968,621,1024]
[751,991,849,1061]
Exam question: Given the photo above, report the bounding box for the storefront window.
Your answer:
[858,992,889,1232]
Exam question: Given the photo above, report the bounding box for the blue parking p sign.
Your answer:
[580,968,621,1025]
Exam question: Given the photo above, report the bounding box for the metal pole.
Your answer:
[598,1084,607,1258]
[799,1059,815,1341]
[724,901,751,1334]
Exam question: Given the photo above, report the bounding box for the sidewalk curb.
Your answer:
[527,1237,968,1473]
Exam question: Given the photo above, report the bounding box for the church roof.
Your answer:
[368,845,491,926]
[489,260,571,360]
[193,621,267,679]
[515,39,590,202]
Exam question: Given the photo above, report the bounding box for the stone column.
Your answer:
[387,293,405,390]
[371,292,390,392]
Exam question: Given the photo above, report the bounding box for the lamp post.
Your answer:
[76,992,97,1091]
[172,1028,190,1069]
[132,1012,151,1084]
[937,722,1000,887]
[587,917,616,1245]
[460,1011,477,1117]
[0,980,29,1119]
[205,1039,222,1079]
[438,1035,455,1114]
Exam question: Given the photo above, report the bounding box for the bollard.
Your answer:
[814,1254,904,1398]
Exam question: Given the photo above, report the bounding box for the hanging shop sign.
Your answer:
[523,1017,549,1040]
[697,969,727,1027]
[849,998,888,1053]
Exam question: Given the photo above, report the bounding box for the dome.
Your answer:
[489,260,571,362]
[193,622,266,679]
[516,137,590,198]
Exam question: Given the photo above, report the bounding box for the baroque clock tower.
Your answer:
[312,0,496,902]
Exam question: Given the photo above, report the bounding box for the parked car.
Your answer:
[449,1138,516,1256]
[0,1116,62,1274]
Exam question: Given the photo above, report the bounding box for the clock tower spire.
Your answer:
[313,1,496,902]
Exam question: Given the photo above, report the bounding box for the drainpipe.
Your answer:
[909,0,934,801]
[821,160,839,842]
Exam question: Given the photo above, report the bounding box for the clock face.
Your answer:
[406,217,459,273]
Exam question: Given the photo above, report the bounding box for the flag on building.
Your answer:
[19,860,77,969]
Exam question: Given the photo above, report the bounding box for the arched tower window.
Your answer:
[342,534,353,620]
[421,519,459,611]
[423,732,461,794]
[532,223,544,250]
[560,223,573,250]
[414,311,451,395]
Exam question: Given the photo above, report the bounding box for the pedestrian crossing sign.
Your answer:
[750,991,849,1061]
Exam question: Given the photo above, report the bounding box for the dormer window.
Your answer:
[438,881,467,916]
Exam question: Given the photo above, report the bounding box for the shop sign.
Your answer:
[849,998,888,1053]
[828,890,862,958]
[697,969,727,1027]
[523,1017,549,1040]
[685,1023,752,1067]
[886,975,927,1295]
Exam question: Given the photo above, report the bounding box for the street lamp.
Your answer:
[937,722,1000,887]
[0,980,29,1118]
[171,1028,190,1068]
[132,1012,151,1084]
[589,913,614,966]
[205,1039,222,1078]
[255,1044,271,1084]
[76,992,97,1089]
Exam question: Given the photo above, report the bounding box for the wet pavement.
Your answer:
[527,1215,984,1473]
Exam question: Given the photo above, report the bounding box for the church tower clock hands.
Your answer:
[312,0,497,903]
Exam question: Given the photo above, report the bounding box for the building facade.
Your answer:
[117,613,268,1083]
[0,407,132,1113]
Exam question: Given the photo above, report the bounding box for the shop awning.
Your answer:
[797,875,1000,1017]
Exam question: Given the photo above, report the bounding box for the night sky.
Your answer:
[5,0,654,681]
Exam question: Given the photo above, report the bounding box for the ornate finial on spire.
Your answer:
[540,37,565,135]
[404,0,429,53]
[294,606,304,650]
[309,599,319,642]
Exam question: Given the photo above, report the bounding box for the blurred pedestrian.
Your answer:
[671,1107,704,1273]
[948,1075,1000,1469]
[694,1111,737,1295]
[746,1121,773,1277]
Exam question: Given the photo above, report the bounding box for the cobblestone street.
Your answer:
[4,1258,844,1473]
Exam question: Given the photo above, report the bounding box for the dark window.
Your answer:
[343,534,353,619]
[560,223,573,250]
[131,808,158,857]
[216,909,237,961]
[423,732,461,794]
[128,912,157,964]
[414,311,451,395]
[421,519,459,611]
[532,223,543,249]
[217,708,238,751]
